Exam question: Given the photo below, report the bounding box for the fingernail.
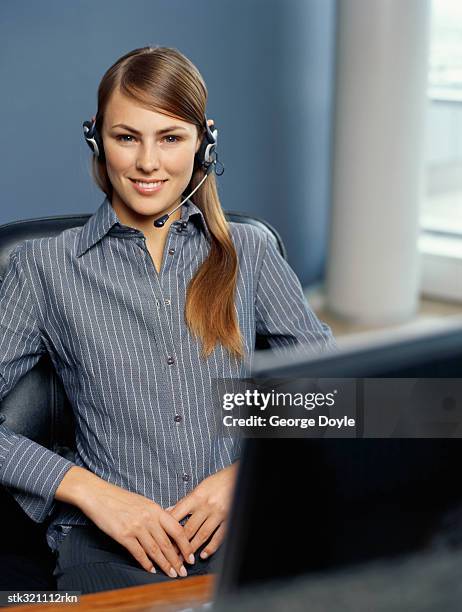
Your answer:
[179,565,188,577]
[169,567,178,578]
[188,553,195,564]
[200,551,208,559]
[150,567,156,574]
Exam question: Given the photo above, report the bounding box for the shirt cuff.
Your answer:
[0,431,75,523]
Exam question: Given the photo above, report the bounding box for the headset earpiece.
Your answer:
[82,118,105,161]
[195,116,218,172]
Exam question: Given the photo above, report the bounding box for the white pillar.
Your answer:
[325,0,431,324]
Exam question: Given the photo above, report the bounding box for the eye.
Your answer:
[116,134,136,143]
[164,135,181,144]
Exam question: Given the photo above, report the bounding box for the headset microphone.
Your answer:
[153,164,214,227]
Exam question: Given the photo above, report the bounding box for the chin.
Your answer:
[130,200,167,217]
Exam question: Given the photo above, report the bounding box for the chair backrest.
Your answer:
[0,209,287,458]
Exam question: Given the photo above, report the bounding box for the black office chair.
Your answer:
[0,208,288,589]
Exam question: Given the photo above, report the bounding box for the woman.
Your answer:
[0,46,336,593]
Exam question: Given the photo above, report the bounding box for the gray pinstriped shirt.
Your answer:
[0,197,336,552]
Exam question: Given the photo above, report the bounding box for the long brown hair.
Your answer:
[91,46,244,360]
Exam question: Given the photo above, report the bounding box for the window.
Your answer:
[420,1,462,303]
[428,0,462,99]
[421,0,462,236]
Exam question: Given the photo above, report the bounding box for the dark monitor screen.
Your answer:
[215,320,462,598]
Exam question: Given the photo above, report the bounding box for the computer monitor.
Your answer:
[214,317,462,599]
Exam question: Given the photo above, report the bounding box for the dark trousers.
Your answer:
[53,524,221,594]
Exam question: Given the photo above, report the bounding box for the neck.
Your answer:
[111,195,183,244]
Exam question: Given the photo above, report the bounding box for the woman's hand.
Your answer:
[76,477,196,577]
[166,462,239,560]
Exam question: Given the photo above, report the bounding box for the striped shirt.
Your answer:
[0,196,336,552]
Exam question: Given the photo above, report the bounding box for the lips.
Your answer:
[130,178,167,195]
[130,179,168,184]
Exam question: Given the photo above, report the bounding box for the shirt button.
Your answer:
[168,247,175,255]
[164,298,171,306]
[181,221,188,229]
[182,473,190,482]
[167,356,175,365]
[174,415,182,423]
[176,227,183,233]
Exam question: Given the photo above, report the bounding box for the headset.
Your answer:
[82,114,224,227]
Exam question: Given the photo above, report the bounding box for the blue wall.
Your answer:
[0,0,336,285]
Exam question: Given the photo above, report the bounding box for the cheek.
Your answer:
[165,144,196,173]
[106,147,134,173]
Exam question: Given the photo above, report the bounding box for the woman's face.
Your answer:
[102,88,201,228]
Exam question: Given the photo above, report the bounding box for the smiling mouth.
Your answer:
[130,179,168,187]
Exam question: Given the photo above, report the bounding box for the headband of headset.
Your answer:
[82,115,219,173]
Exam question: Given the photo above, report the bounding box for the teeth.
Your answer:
[135,180,164,188]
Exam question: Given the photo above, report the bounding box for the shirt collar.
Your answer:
[77,196,211,258]
[181,198,211,242]
[76,197,119,257]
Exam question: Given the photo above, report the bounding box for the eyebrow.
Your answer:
[111,123,188,135]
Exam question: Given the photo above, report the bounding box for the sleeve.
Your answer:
[0,246,75,523]
[255,234,337,357]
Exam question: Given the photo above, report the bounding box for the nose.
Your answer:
[135,140,161,174]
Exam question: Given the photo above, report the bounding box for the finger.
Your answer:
[138,529,183,579]
[191,517,221,551]
[182,509,208,542]
[168,534,182,557]
[168,497,195,522]
[171,540,181,557]
[122,536,159,574]
[163,511,188,561]
[190,516,221,554]
[162,514,196,566]
[200,522,226,559]
[149,524,189,577]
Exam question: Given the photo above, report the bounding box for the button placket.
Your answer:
[131,235,185,479]
[139,257,175,375]
[149,230,187,477]
[159,228,180,276]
